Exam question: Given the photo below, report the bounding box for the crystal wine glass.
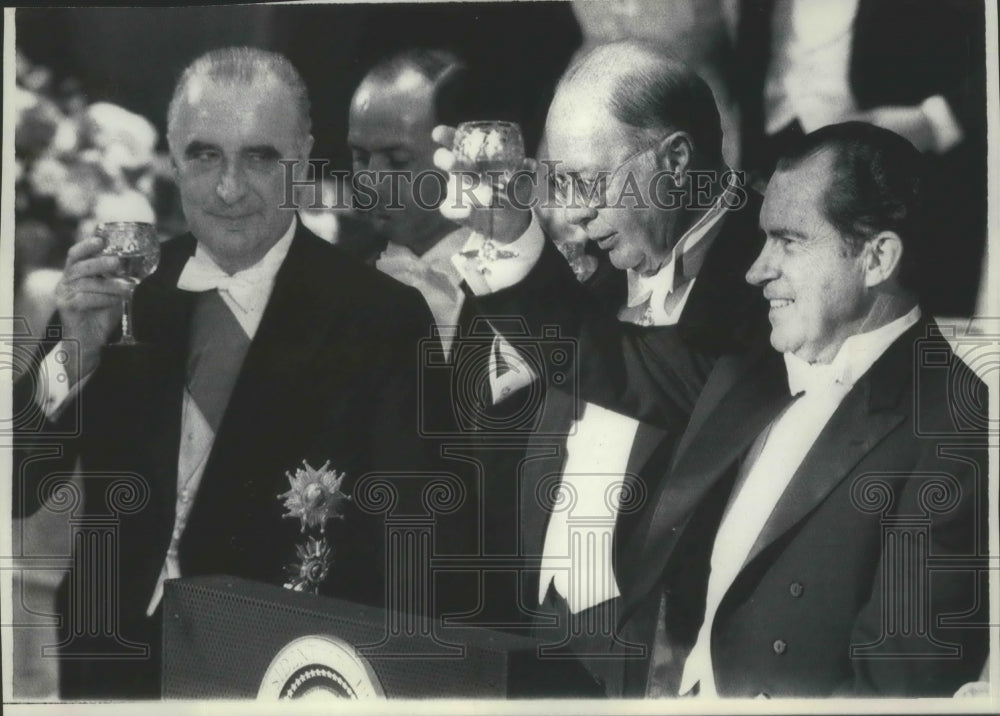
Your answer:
[451,121,525,241]
[96,221,160,345]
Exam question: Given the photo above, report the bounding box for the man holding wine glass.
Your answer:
[13,46,438,700]
[435,40,990,698]
[434,40,770,693]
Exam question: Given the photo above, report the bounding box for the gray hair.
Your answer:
[559,40,723,162]
[167,46,311,145]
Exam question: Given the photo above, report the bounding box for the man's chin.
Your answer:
[768,329,790,356]
[607,252,633,272]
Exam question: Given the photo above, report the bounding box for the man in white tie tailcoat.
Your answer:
[13,46,438,699]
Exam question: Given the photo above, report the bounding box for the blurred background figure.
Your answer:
[348,48,478,350]
[734,0,987,316]
[297,173,387,266]
[570,0,740,167]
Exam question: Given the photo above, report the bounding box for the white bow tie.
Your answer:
[176,252,266,313]
[627,265,672,308]
[784,352,851,397]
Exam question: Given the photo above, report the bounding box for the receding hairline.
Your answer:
[559,41,684,100]
[353,48,466,125]
[351,67,437,111]
[166,48,311,147]
[552,40,719,152]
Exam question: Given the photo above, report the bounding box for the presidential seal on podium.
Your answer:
[257,635,385,699]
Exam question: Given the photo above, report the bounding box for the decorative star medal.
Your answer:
[278,460,351,593]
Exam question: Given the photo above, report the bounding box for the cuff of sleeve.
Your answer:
[921,95,964,153]
[451,211,545,295]
[35,341,89,419]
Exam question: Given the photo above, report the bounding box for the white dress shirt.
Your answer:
[454,191,731,611]
[35,216,297,618]
[618,177,733,326]
[678,305,922,697]
[763,0,961,152]
[540,189,732,610]
[142,217,296,614]
[537,401,640,613]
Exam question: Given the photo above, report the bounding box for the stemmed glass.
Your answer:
[96,221,160,345]
[451,121,525,242]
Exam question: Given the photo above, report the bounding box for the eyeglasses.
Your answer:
[548,141,661,207]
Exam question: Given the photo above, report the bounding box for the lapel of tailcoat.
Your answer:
[735,322,912,575]
[131,234,197,536]
[619,321,917,625]
[618,351,790,621]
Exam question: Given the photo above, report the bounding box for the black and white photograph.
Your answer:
[2,0,996,710]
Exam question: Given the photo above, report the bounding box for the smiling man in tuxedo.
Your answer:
[616,122,989,697]
[13,47,437,699]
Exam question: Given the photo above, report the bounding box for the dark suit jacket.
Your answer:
[438,250,628,632]
[466,196,768,683]
[511,194,769,613]
[474,192,768,433]
[615,318,990,697]
[13,223,439,698]
[736,0,987,314]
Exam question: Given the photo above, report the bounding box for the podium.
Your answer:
[162,576,602,699]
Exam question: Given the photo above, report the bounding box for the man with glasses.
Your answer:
[436,40,769,693]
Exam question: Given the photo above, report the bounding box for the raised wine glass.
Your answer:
[96,221,160,345]
[451,121,525,242]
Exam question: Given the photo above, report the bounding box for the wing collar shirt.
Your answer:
[36,218,297,614]
[453,188,731,613]
[537,180,734,612]
[676,304,922,697]
[376,226,470,357]
[619,175,734,326]
[142,216,297,614]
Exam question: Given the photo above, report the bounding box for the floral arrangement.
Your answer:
[278,460,352,593]
[13,51,179,276]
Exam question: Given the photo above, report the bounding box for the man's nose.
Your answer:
[746,238,779,286]
[216,161,248,204]
[366,158,399,196]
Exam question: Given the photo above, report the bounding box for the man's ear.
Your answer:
[291,135,315,182]
[863,230,904,288]
[300,134,315,166]
[655,131,693,177]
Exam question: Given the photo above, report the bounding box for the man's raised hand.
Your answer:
[54,236,133,383]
